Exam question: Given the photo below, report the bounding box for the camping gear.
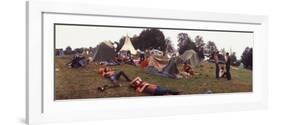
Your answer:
[161,57,179,78]
[69,55,86,68]
[92,41,115,62]
[147,55,169,71]
[150,49,164,56]
[120,35,137,55]
[146,56,179,79]
[178,50,200,67]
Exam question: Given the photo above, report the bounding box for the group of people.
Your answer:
[213,51,232,80]
[98,67,181,96]
[106,50,136,66]
[67,50,235,98]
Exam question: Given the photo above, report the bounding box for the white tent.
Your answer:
[120,35,137,55]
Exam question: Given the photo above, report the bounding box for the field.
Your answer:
[55,56,252,100]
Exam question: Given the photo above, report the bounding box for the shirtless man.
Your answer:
[99,67,131,85]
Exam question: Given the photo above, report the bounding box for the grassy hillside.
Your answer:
[55,56,252,100]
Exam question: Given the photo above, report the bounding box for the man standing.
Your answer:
[139,50,145,63]
[214,51,219,79]
[225,52,232,80]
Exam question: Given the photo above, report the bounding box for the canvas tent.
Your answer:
[178,50,200,67]
[92,41,115,62]
[145,55,179,79]
[120,35,137,55]
[147,55,169,71]
[161,57,179,78]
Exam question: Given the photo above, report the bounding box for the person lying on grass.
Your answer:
[129,76,181,95]
[98,67,132,86]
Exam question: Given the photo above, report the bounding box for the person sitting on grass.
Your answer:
[67,54,86,68]
[129,76,181,95]
[124,51,136,66]
[98,67,132,86]
[183,62,194,76]
[113,54,123,64]
[179,62,194,79]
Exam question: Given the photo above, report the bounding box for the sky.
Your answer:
[55,25,253,59]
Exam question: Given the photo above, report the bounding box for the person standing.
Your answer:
[225,52,232,80]
[139,50,145,63]
[214,51,220,79]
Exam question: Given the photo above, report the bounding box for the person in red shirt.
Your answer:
[182,62,194,76]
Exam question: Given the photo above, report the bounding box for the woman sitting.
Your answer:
[179,62,194,79]
[98,67,131,86]
[130,76,180,95]
[183,62,194,76]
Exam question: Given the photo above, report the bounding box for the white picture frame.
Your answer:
[26,1,268,124]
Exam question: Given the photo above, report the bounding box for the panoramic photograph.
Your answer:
[54,24,253,100]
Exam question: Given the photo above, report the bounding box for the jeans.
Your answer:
[226,65,231,80]
[109,71,131,84]
[215,64,219,79]
[154,86,179,95]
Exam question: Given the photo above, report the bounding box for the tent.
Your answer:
[161,57,179,78]
[120,35,137,55]
[146,56,179,79]
[178,50,200,67]
[92,41,115,62]
[147,55,169,71]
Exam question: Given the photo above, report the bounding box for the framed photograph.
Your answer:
[26,1,268,124]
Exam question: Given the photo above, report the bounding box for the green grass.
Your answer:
[55,56,252,100]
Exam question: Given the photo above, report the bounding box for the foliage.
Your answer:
[164,37,175,53]
[206,41,218,54]
[177,33,196,55]
[194,35,205,60]
[194,35,205,49]
[136,28,166,51]
[64,46,73,55]
[241,47,253,69]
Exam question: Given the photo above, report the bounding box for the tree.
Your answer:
[74,48,84,54]
[241,47,253,69]
[194,35,205,60]
[206,41,218,55]
[177,33,196,55]
[194,35,205,49]
[230,52,237,62]
[136,28,166,51]
[164,37,175,53]
[230,52,239,66]
[64,46,73,55]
